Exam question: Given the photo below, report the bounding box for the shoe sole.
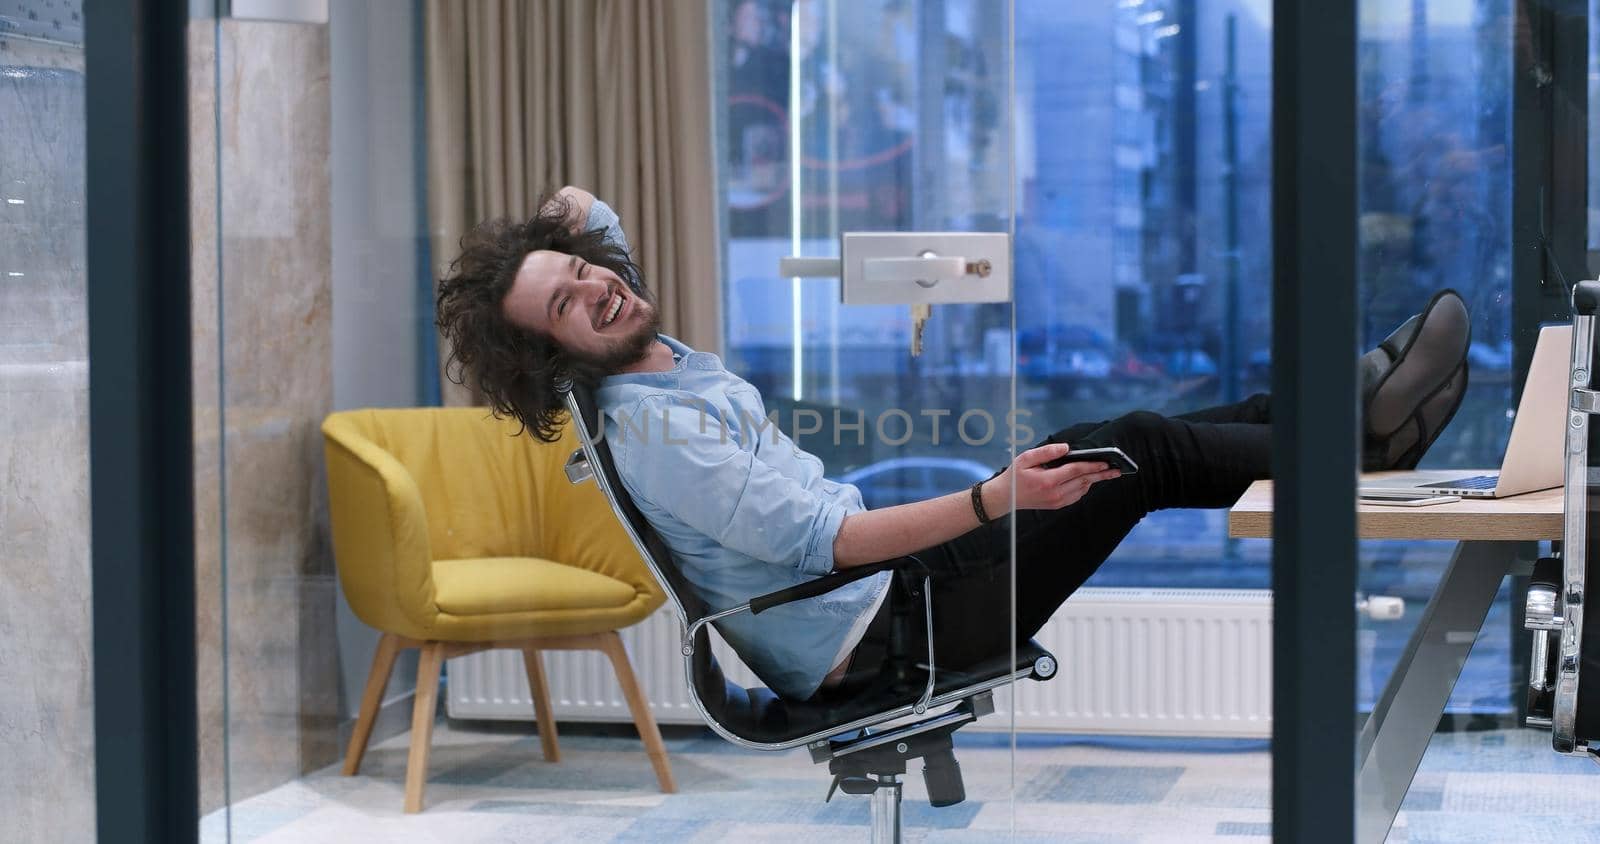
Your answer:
[1366,289,1471,440]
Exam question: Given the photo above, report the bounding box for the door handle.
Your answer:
[777,232,1010,305]
[777,257,841,278]
[863,255,992,285]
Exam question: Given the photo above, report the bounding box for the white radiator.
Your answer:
[446,587,1273,738]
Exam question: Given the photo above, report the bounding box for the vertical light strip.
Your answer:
[1005,1,1019,837]
[789,1,804,400]
[826,0,841,405]
[212,14,234,841]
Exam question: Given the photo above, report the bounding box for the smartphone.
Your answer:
[1358,493,1460,507]
[1041,446,1139,476]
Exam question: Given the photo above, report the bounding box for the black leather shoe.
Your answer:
[1360,289,1471,470]
[1363,358,1469,471]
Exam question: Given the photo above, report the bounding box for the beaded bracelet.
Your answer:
[970,480,993,526]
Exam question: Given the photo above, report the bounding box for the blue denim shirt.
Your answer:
[583,199,889,698]
[584,198,630,254]
[595,339,892,699]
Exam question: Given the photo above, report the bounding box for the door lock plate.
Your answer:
[842,232,1011,306]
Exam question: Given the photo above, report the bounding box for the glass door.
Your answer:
[724,0,1016,490]
[720,0,1024,833]
[196,0,1025,839]
[1353,1,1580,841]
[1006,0,1277,836]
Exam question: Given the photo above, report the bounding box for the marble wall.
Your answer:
[0,9,338,833]
[190,18,339,813]
[0,29,97,844]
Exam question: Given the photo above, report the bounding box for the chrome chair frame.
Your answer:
[1527,279,1600,760]
[560,388,1056,842]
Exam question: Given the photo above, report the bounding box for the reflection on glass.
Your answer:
[1591,0,1600,248]
[1016,1,1276,592]
[1358,0,1514,719]
[716,0,1028,833]
[1344,1,1597,841]
[199,8,350,836]
[1009,3,1279,835]
[0,2,96,839]
[721,0,1014,485]
[208,0,1027,839]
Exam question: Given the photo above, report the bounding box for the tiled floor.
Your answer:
[201,720,1600,843]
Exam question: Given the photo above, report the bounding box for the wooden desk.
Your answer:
[1228,476,1564,541]
[1228,476,1560,844]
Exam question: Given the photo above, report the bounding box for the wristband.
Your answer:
[970,480,993,526]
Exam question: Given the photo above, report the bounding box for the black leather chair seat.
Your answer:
[694,638,1054,746]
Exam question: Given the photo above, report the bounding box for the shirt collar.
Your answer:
[600,334,723,389]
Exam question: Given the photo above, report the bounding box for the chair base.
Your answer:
[343,630,676,813]
[869,775,903,844]
[816,693,988,843]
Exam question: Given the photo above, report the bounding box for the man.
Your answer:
[436,187,1472,702]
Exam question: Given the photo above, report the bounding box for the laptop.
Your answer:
[1359,323,1569,500]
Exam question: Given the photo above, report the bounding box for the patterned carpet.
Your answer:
[201,719,1600,843]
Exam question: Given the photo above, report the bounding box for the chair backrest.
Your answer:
[565,386,710,627]
[565,387,783,729]
[321,406,664,637]
[1560,283,1600,749]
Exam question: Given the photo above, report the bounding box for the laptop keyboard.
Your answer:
[1425,475,1498,490]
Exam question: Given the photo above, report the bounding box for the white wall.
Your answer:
[330,0,427,721]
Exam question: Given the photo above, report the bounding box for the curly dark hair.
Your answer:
[436,196,647,442]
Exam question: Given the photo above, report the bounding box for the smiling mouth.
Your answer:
[597,288,626,329]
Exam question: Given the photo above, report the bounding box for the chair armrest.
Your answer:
[321,414,439,636]
[1576,279,1600,315]
[748,556,924,615]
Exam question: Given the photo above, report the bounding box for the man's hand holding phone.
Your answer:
[985,442,1130,514]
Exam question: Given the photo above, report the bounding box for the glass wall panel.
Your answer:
[1023,1,1275,595]
[723,0,1014,473]
[0,2,97,840]
[196,7,345,837]
[205,0,1020,840]
[155,0,1600,837]
[1353,1,1594,840]
[194,0,1600,839]
[1356,0,1516,718]
[200,0,442,835]
[195,0,1600,838]
[720,0,1023,835]
[1006,0,1276,835]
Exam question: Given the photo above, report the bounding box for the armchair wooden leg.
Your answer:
[344,632,403,776]
[521,646,561,763]
[403,642,444,813]
[598,631,676,794]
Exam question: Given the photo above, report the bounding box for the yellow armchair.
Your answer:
[322,407,673,812]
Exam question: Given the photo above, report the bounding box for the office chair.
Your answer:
[1526,279,1600,761]
[560,385,1057,843]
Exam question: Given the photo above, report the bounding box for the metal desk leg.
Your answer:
[1355,540,1517,844]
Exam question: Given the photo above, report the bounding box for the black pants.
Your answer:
[843,394,1274,685]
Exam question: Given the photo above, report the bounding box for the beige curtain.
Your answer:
[424,0,722,405]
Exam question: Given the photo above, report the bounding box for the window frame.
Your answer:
[86,3,198,842]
